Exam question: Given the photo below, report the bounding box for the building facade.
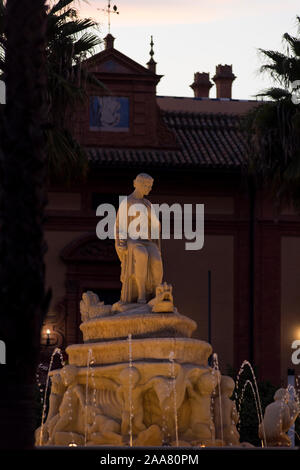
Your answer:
[41,35,300,387]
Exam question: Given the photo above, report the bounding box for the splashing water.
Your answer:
[296,375,300,394]
[287,384,300,404]
[163,367,173,445]
[237,379,262,435]
[169,349,179,446]
[36,362,50,406]
[211,353,224,445]
[38,347,65,446]
[209,388,216,446]
[128,334,133,447]
[235,360,266,447]
[84,348,93,446]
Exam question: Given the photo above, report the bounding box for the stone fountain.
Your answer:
[36,173,241,447]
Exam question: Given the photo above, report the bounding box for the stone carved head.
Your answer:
[197,372,217,395]
[119,366,140,387]
[133,173,154,196]
[274,388,290,403]
[51,373,65,395]
[219,375,235,397]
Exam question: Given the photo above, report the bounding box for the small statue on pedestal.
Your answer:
[259,388,300,447]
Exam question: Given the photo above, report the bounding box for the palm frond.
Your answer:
[73,33,101,56]
[49,0,75,15]
[47,7,77,30]
[58,18,99,38]
[259,49,292,83]
[256,87,291,100]
[46,127,88,183]
[0,0,102,183]
[283,33,300,57]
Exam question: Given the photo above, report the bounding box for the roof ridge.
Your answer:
[162,109,242,120]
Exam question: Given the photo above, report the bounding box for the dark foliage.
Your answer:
[243,16,300,211]
[0,0,50,449]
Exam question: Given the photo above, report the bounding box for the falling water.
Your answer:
[296,375,300,394]
[90,355,97,410]
[38,347,65,446]
[211,353,224,445]
[161,380,169,445]
[36,362,50,406]
[235,360,266,447]
[237,379,262,433]
[287,384,300,404]
[163,368,173,445]
[287,384,300,446]
[169,350,179,446]
[209,389,216,446]
[67,388,76,447]
[128,334,133,447]
[84,348,93,446]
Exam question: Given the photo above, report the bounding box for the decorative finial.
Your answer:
[98,1,119,34]
[147,35,157,73]
[150,36,154,59]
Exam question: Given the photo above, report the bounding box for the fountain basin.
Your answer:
[80,311,197,342]
[49,361,210,386]
[66,337,212,367]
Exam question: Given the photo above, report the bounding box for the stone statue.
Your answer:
[117,367,147,436]
[80,291,112,322]
[35,373,66,446]
[114,173,163,306]
[48,365,86,446]
[213,375,240,446]
[86,406,123,446]
[259,388,300,447]
[183,371,217,444]
[148,282,174,313]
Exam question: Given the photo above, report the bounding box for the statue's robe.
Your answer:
[115,195,161,303]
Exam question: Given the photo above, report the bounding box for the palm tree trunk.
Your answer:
[0,0,50,449]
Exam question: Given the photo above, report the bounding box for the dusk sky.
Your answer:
[0,1,298,102]
[77,0,300,100]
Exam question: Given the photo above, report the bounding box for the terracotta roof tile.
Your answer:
[87,110,245,170]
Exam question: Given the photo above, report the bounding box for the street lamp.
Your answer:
[46,329,51,346]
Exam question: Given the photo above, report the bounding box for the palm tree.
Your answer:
[0,0,50,449]
[45,0,102,182]
[0,0,102,182]
[244,16,300,210]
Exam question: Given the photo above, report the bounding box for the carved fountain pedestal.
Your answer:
[37,286,237,447]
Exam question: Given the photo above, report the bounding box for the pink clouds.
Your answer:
[78,0,297,26]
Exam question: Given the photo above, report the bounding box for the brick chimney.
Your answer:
[190,72,213,98]
[104,33,115,50]
[212,64,236,99]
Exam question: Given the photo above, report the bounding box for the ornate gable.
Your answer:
[67,34,177,150]
[85,46,161,81]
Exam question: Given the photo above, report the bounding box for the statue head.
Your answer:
[274,388,289,403]
[197,372,216,395]
[119,366,140,387]
[133,173,153,196]
[220,375,235,397]
[51,373,65,394]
